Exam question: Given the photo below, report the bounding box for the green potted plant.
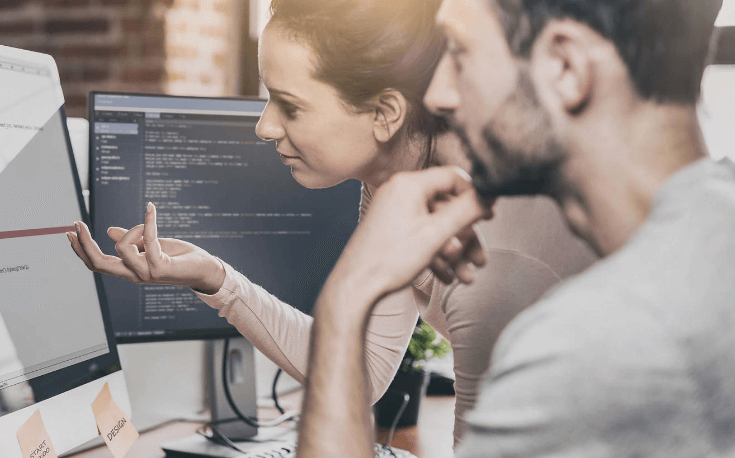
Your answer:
[375,320,452,428]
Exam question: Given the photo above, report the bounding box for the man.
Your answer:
[297,0,734,457]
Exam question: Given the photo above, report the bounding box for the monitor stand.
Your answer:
[206,337,258,440]
[158,338,259,457]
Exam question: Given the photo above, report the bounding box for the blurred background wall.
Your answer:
[0,0,262,118]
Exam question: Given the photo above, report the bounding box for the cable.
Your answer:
[197,423,247,454]
[384,391,410,449]
[272,368,285,415]
[221,338,299,429]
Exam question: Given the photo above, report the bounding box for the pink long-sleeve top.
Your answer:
[194,184,597,444]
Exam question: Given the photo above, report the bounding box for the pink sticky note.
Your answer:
[91,382,139,458]
[16,409,59,458]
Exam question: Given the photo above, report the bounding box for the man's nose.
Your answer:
[424,52,460,116]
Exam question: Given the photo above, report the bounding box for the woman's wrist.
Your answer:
[191,255,226,295]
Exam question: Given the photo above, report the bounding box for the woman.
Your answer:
[68,0,597,444]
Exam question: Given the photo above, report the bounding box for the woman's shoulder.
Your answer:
[358,181,373,221]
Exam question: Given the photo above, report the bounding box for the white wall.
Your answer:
[117,343,300,430]
[716,0,735,27]
[116,342,300,431]
[699,65,735,162]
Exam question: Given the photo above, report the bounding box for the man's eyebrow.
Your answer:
[267,88,302,100]
[436,14,471,49]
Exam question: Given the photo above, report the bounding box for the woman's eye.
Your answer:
[279,101,299,119]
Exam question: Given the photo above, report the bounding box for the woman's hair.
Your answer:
[268,0,448,166]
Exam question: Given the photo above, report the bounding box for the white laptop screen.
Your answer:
[0,45,118,415]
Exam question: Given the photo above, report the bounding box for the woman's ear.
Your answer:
[372,89,408,143]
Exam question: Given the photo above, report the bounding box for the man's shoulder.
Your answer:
[457,160,735,457]
[489,267,679,379]
[651,157,735,225]
[463,268,703,456]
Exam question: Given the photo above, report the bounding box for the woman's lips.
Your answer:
[279,153,300,165]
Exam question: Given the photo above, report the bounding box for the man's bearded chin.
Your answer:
[477,125,559,197]
[452,123,557,200]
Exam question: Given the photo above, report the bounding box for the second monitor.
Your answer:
[88,92,361,343]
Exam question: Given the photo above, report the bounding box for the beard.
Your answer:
[452,70,565,200]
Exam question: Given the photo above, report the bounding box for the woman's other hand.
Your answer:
[67,202,226,295]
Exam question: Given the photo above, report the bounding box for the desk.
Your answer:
[68,391,455,458]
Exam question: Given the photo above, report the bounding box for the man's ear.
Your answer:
[372,89,408,143]
[532,20,595,114]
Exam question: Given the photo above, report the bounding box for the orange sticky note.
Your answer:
[91,383,139,458]
[16,409,59,458]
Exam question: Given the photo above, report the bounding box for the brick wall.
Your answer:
[0,0,248,118]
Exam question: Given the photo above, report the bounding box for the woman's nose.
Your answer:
[255,102,286,142]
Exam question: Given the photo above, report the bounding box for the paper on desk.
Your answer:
[91,382,139,458]
[16,409,59,458]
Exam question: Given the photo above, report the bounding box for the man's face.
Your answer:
[424,0,564,199]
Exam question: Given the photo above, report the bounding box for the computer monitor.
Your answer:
[88,92,361,342]
[0,46,131,457]
[87,92,361,438]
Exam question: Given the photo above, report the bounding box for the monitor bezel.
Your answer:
[87,91,267,344]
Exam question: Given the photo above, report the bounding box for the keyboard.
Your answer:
[161,430,417,458]
[239,442,416,458]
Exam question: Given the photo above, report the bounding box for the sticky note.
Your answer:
[16,409,59,458]
[91,382,139,458]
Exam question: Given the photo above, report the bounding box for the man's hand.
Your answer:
[429,209,488,284]
[296,166,493,458]
[332,166,494,305]
[67,202,225,294]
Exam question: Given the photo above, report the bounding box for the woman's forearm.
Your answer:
[194,260,419,399]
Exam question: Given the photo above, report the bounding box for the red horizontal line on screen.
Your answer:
[0,225,76,240]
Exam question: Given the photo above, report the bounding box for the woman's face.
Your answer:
[256,24,381,189]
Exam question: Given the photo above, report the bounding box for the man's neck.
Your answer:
[553,104,709,256]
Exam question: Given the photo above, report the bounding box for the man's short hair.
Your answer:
[492,0,723,104]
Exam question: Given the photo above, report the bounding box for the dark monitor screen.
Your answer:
[88,92,361,343]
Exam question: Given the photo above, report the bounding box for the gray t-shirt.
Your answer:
[456,158,735,457]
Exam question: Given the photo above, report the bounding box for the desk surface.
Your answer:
[68,391,455,458]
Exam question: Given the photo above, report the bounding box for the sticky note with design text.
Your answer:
[16,409,59,458]
[91,382,139,458]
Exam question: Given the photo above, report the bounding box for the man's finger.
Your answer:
[414,166,474,201]
[438,236,464,266]
[457,226,487,267]
[428,189,491,252]
[429,257,456,284]
[453,260,475,284]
